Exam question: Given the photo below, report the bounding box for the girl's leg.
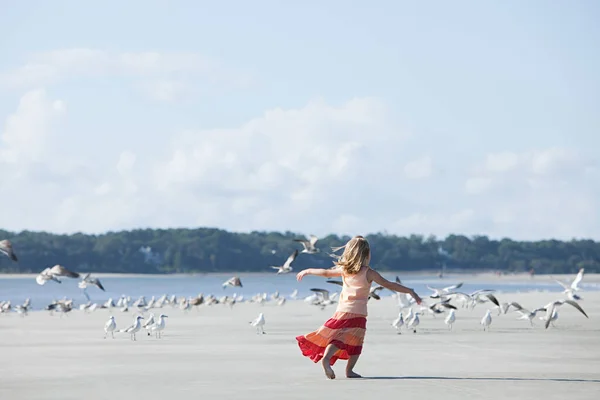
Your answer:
[346,355,362,378]
[321,344,338,379]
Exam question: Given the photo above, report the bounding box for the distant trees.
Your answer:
[1,228,598,274]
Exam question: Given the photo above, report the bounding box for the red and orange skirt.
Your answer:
[296,311,367,365]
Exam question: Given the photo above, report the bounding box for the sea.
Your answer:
[2,272,597,310]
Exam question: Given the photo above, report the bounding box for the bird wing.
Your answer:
[284,250,298,268]
[310,288,330,301]
[309,235,319,246]
[571,268,584,290]
[553,278,570,290]
[544,304,557,329]
[395,276,402,284]
[444,282,463,291]
[446,292,471,302]
[561,299,589,318]
[485,293,500,307]
[326,279,343,287]
[293,239,309,249]
[50,265,80,278]
[509,302,527,313]
[0,240,18,262]
[95,279,106,291]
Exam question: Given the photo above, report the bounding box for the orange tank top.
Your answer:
[336,266,371,316]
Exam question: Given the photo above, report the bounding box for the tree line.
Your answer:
[1,228,599,274]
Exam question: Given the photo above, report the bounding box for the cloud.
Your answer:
[1,90,599,240]
[403,155,433,179]
[0,48,252,98]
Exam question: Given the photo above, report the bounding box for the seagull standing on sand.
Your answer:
[407,312,420,333]
[445,309,456,330]
[104,316,116,339]
[150,314,168,338]
[0,240,18,262]
[294,235,320,254]
[481,310,492,331]
[120,315,144,341]
[143,313,156,335]
[271,250,298,274]
[250,313,266,334]
[392,312,404,334]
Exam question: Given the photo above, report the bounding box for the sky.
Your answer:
[1,1,599,240]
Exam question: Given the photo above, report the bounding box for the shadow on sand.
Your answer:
[361,376,600,383]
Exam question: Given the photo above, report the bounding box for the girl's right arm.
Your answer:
[368,269,422,304]
[296,268,342,281]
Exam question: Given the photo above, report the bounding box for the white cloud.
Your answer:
[403,155,433,179]
[0,48,251,98]
[1,91,599,240]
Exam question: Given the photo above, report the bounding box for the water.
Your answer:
[1,272,592,310]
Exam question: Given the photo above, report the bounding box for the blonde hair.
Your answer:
[332,235,370,275]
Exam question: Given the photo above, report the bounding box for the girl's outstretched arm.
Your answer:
[367,269,423,304]
[296,268,342,281]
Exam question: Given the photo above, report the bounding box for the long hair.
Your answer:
[332,235,370,275]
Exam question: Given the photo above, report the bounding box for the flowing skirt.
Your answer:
[296,311,367,365]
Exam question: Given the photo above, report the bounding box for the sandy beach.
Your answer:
[1,291,598,400]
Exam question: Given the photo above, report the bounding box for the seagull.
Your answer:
[289,289,298,300]
[0,240,18,262]
[426,282,463,298]
[250,313,266,334]
[542,299,589,329]
[445,309,456,330]
[36,265,80,285]
[310,288,338,309]
[392,312,404,334]
[143,313,156,335]
[223,276,243,289]
[271,250,298,274]
[104,316,116,339]
[369,285,385,300]
[150,314,168,338]
[510,302,547,326]
[407,312,420,333]
[78,273,105,300]
[553,269,585,301]
[493,302,519,316]
[294,235,320,254]
[425,299,457,316]
[119,315,144,341]
[481,309,492,331]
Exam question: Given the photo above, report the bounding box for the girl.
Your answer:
[295,235,422,379]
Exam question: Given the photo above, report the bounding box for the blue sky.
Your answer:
[1,1,599,240]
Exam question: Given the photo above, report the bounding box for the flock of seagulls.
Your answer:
[389,269,589,334]
[0,238,594,341]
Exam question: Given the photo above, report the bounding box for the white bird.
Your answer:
[407,312,420,333]
[150,314,168,338]
[36,265,80,285]
[289,289,298,300]
[542,299,588,329]
[310,288,338,309]
[294,235,320,254]
[404,308,414,324]
[426,282,464,298]
[104,316,116,339]
[445,309,456,330]
[481,310,492,331]
[250,313,266,334]
[119,315,144,341]
[143,313,156,334]
[223,276,243,289]
[0,240,18,262]
[271,250,298,274]
[392,312,404,334]
[510,302,547,326]
[553,268,585,293]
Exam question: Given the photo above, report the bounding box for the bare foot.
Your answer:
[322,359,336,379]
[346,371,362,378]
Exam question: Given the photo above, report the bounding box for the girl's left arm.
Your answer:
[296,268,342,281]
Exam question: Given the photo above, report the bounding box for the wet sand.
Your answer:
[1,291,598,400]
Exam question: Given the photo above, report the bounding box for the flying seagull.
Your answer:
[0,240,18,262]
[78,273,105,300]
[426,282,464,298]
[271,250,298,274]
[510,302,547,326]
[553,268,585,299]
[543,299,588,329]
[223,276,243,289]
[294,235,320,254]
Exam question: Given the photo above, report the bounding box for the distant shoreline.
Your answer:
[2,271,599,283]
